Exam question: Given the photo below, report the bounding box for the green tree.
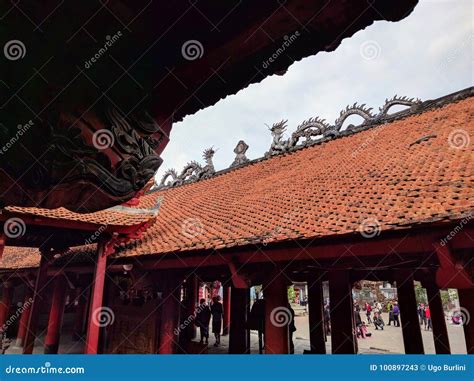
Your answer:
[287,285,296,303]
[414,282,427,304]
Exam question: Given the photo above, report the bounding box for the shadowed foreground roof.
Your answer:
[115,90,474,258]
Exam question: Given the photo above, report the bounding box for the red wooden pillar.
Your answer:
[328,269,356,354]
[23,251,52,354]
[395,270,424,354]
[0,232,5,261]
[16,286,33,347]
[0,281,13,328]
[307,275,326,354]
[84,241,108,354]
[222,286,231,336]
[158,276,182,354]
[44,275,68,354]
[424,280,451,354]
[458,288,474,354]
[228,287,249,354]
[264,269,289,354]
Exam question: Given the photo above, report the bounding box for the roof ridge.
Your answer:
[151,86,473,193]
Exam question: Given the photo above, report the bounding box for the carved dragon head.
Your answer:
[202,147,216,162]
[268,120,288,140]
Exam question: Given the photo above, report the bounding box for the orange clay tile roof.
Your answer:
[112,91,474,258]
[4,206,154,227]
[0,245,97,270]
[0,247,40,270]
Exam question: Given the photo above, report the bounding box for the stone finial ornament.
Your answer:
[231,140,250,167]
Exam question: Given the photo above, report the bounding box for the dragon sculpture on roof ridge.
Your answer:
[334,103,375,131]
[156,94,424,189]
[377,95,422,118]
[156,147,216,189]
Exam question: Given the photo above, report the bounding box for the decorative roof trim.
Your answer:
[153,86,473,191]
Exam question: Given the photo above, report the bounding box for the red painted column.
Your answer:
[158,276,182,354]
[458,288,474,354]
[424,281,451,354]
[184,274,197,341]
[395,270,424,354]
[0,233,5,261]
[84,241,108,354]
[228,286,249,354]
[222,286,231,336]
[307,275,326,354]
[264,269,290,354]
[328,270,356,354]
[0,281,13,328]
[44,275,68,354]
[24,252,52,354]
[16,286,33,347]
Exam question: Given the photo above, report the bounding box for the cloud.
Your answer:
[155,0,472,182]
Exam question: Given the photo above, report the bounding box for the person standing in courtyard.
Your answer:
[418,303,426,326]
[196,298,211,345]
[387,301,394,326]
[210,296,224,347]
[424,305,432,331]
[392,302,400,327]
[365,301,372,324]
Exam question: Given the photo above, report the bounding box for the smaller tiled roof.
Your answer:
[3,206,155,227]
[0,247,40,270]
[0,245,97,271]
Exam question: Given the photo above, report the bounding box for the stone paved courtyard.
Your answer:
[5,312,466,355]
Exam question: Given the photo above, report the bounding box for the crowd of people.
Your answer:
[193,293,435,351]
[352,299,410,339]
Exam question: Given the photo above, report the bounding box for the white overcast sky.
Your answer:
[155,0,473,181]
